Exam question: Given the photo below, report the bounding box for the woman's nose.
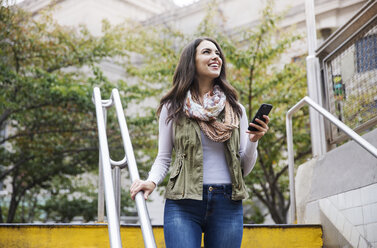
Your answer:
[211,52,220,60]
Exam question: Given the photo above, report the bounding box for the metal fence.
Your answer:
[322,14,377,144]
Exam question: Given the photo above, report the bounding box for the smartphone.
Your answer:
[248,104,273,131]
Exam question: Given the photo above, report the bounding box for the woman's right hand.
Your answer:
[130,179,156,200]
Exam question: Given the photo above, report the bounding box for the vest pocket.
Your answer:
[169,153,185,189]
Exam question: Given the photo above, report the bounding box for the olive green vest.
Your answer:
[165,114,249,201]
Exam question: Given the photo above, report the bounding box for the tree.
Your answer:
[215,3,311,224]
[0,2,140,222]
[42,176,136,223]
[122,1,311,224]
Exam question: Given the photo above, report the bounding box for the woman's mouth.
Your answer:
[208,62,220,69]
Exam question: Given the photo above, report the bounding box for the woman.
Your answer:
[130,37,269,248]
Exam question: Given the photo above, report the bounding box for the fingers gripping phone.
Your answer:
[248,104,273,131]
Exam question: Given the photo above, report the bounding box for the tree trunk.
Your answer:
[7,193,20,223]
[248,66,254,120]
[0,205,3,223]
[7,172,22,223]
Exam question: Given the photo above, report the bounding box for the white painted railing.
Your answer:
[286,96,377,224]
[93,87,157,248]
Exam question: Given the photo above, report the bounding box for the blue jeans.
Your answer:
[164,184,243,248]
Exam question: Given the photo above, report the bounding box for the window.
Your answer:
[356,34,377,73]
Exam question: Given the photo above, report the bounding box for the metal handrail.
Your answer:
[93,87,157,248]
[286,96,377,224]
[93,88,122,248]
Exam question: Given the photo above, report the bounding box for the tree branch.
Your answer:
[0,102,54,128]
[0,155,35,181]
[0,109,12,128]
[272,165,288,186]
[0,127,96,144]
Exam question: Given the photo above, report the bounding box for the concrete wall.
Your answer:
[143,0,366,74]
[296,128,377,247]
[0,224,324,248]
[20,0,175,36]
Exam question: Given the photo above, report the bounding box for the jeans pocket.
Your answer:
[223,191,232,200]
[224,192,242,205]
[223,186,233,200]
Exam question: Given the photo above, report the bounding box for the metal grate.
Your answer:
[324,18,377,143]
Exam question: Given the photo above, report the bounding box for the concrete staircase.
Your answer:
[0,224,322,247]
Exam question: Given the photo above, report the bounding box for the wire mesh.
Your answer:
[324,18,377,143]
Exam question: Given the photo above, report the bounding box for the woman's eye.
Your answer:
[203,50,210,54]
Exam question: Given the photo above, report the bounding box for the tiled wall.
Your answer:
[296,128,377,247]
[319,183,377,247]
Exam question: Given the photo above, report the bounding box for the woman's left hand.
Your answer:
[246,115,270,142]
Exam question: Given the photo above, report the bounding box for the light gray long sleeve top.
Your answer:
[147,104,258,185]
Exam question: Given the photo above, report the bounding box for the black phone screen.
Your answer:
[248,104,273,131]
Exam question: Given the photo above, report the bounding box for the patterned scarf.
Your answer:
[183,85,239,142]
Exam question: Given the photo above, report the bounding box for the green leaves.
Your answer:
[0,1,138,223]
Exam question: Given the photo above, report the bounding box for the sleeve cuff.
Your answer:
[146,174,160,187]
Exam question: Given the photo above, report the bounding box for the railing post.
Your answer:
[98,108,107,223]
[305,0,327,157]
[112,166,121,221]
[93,88,122,248]
[98,152,105,223]
[286,110,296,224]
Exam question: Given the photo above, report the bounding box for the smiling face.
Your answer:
[195,40,223,82]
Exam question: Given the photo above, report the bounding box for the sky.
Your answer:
[5,0,201,6]
[11,0,201,7]
[173,0,200,7]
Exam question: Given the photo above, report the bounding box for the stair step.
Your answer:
[0,224,322,247]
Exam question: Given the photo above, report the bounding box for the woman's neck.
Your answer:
[197,78,214,101]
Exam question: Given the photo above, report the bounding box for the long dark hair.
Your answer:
[157,37,241,123]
